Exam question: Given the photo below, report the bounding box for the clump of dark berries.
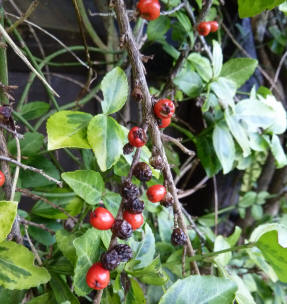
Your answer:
[120,180,140,200]
[133,162,152,182]
[171,228,187,246]
[111,219,133,240]
[113,244,133,262]
[123,143,135,155]
[160,192,173,207]
[100,249,120,270]
[149,155,164,170]
[123,198,144,214]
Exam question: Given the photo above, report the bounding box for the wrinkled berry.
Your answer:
[123,198,144,214]
[128,126,147,147]
[101,249,120,271]
[133,162,152,182]
[149,155,164,170]
[111,219,133,240]
[154,99,175,119]
[113,244,133,262]
[120,180,140,200]
[123,143,135,155]
[171,228,187,246]
[160,192,173,207]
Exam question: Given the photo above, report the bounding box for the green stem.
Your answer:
[12,110,36,132]
[31,191,75,198]
[0,7,8,104]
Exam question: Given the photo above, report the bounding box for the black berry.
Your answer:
[171,228,187,246]
[149,155,164,170]
[133,162,152,182]
[160,192,173,207]
[111,219,133,240]
[113,244,133,262]
[100,249,120,270]
[123,198,144,214]
[120,180,140,200]
[123,143,134,155]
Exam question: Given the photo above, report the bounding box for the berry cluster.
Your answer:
[0,170,5,187]
[137,0,160,21]
[197,21,219,36]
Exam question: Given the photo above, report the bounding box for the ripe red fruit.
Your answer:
[197,22,211,36]
[90,207,115,230]
[154,99,175,119]
[86,262,110,290]
[137,0,160,21]
[123,211,144,230]
[146,184,166,203]
[0,171,5,187]
[158,117,171,128]
[128,126,147,148]
[209,21,219,33]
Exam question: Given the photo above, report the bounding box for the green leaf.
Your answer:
[213,122,235,174]
[188,53,212,82]
[73,228,104,296]
[147,16,170,41]
[26,292,54,304]
[268,134,287,168]
[21,101,50,120]
[102,191,121,217]
[0,241,50,289]
[87,114,125,171]
[125,278,146,304]
[251,204,263,220]
[239,192,257,208]
[0,201,17,243]
[225,109,251,157]
[221,58,258,88]
[238,0,285,18]
[47,111,92,150]
[158,209,173,242]
[210,77,236,108]
[250,223,287,282]
[56,229,78,265]
[159,275,237,304]
[50,273,80,304]
[62,170,104,205]
[196,130,221,177]
[0,287,25,304]
[212,40,223,78]
[227,226,242,247]
[214,236,231,266]
[101,67,128,115]
[173,68,202,98]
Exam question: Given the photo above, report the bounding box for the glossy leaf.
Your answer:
[56,229,78,265]
[0,241,50,289]
[21,101,50,120]
[62,170,104,205]
[87,114,125,171]
[147,16,170,41]
[0,287,25,304]
[212,40,223,78]
[159,275,237,304]
[26,292,54,304]
[0,201,17,243]
[188,53,212,82]
[266,134,287,168]
[238,0,285,18]
[214,236,231,266]
[102,191,121,217]
[221,58,257,88]
[125,278,146,304]
[210,77,236,108]
[47,111,92,150]
[101,67,128,115]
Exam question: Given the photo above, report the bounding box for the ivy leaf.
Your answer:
[101,67,128,115]
[238,0,285,18]
[147,16,170,41]
[0,241,50,289]
[221,58,258,88]
[21,101,50,120]
[188,53,212,82]
[56,229,78,265]
[213,121,235,174]
[0,287,25,304]
[47,111,92,150]
[210,77,236,108]
[125,278,146,304]
[212,40,223,78]
[62,170,104,205]
[26,292,54,304]
[87,114,125,171]
[173,68,202,97]
[0,201,17,243]
[159,275,237,304]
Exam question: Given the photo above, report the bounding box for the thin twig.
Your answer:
[178,175,209,199]
[161,133,195,156]
[271,49,287,91]
[17,188,77,222]
[20,217,55,235]
[213,176,218,236]
[0,122,23,138]
[10,135,20,201]
[0,155,63,186]
[175,162,194,185]
[161,3,185,15]
[24,224,42,265]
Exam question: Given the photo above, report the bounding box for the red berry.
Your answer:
[0,171,5,187]
[123,211,144,230]
[146,185,166,203]
[197,22,211,36]
[209,21,219,33]
[154,99,175,119]
[86,262,110,290]
[90,207,115,230]
[158,117,171,128]
[128,126,147,148]
[137,0,160,21]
